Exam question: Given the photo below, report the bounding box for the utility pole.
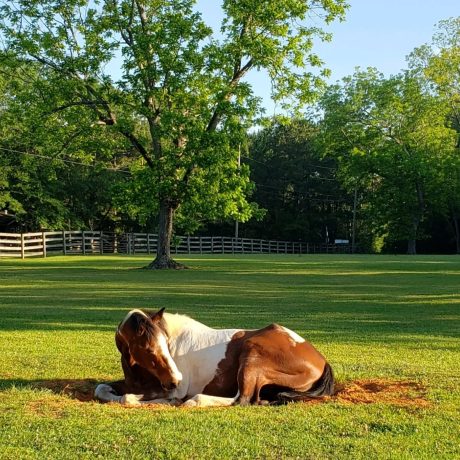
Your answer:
[235,144,241,239]
[352,186,358,253]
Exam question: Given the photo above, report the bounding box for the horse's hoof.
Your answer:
[182,398,197,407]
[234,396,251,406]
[258,400,270,406]
[121,394,142,405]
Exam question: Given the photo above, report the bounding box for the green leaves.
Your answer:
[319,67,459,252]
[0,0,348,240]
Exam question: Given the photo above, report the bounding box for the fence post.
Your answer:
[42,232,46,258]
[62,231,67,255]
[21,233,25,259]
[82,231,86,255]
[100,231,104,254]
[147,234,151,254]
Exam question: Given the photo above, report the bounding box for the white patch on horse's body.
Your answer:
[280,326,305,344]
[162,313,240,400]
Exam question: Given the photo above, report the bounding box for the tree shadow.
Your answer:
[0,378,98,402]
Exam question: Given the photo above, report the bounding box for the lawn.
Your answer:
[0,254,459,459]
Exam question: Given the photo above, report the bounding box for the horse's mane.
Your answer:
[122,310,157,340]
[120,309,208,341]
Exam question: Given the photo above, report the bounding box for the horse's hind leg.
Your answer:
[234,353,267,406]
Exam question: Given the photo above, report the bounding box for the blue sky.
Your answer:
[197,0,459,114]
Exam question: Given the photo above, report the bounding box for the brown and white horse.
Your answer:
[95,308,334,407]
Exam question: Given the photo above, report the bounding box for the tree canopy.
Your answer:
[0,0,347,267]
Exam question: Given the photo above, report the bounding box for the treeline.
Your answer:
[1,18,459,254]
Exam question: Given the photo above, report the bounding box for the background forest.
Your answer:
[0,16,459,254]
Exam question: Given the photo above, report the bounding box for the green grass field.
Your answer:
[0,254,459,459]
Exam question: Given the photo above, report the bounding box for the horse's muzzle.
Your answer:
[161,380,179,391]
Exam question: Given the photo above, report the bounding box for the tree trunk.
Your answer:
[407,217,419,255]
[407,238,417,255]
[453,214,460,254]
[407,179,425,255]
[145,200,186,269]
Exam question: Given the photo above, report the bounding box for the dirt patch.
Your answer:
[35,379,97,402]
[33,378,430,408]
[332,379,430,408]
[26,398,70,418]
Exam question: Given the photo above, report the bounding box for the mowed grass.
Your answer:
[0,254,459,459]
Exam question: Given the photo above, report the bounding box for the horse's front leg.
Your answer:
[123,395,182,406]
[182,394,238,407]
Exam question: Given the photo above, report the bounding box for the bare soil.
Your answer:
[33,378,430,408]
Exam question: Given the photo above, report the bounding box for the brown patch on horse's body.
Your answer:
[204,324,328,404]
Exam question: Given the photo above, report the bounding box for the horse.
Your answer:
[95,308,334,407]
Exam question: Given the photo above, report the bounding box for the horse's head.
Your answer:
[116,308,182,391]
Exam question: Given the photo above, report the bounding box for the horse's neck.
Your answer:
[163,313,239,355]
[163,313,209,338]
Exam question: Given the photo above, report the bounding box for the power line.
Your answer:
[241,154,336,171]
[255,184,347,204]
[0,145,347,203]
[0,146,131,174]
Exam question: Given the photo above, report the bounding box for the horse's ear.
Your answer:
[151,307,165,323]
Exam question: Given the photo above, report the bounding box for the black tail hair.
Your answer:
[276,362,335,404]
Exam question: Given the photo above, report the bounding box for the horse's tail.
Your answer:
[276,362,335,404]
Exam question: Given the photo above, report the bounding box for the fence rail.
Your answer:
[0,231,352,258]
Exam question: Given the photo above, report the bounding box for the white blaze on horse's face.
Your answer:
[155,330,183,389]
[135,324,183,391]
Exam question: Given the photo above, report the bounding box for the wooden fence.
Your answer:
[0,231,352,258]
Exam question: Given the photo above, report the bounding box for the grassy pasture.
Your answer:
[0,254,459,459]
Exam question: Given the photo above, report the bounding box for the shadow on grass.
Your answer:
[0,377,431,408]
[0,306,458,343]
[0,378,98,401]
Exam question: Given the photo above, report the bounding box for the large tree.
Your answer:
[247,119,349,243]
[0,0,347,268]
[319,69,458,254]
[0,54,130,230]
[409,18,460,253]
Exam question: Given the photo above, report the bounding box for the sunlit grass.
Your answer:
[0,254,459,458]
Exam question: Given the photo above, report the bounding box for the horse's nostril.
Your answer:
[161,381,178,391]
